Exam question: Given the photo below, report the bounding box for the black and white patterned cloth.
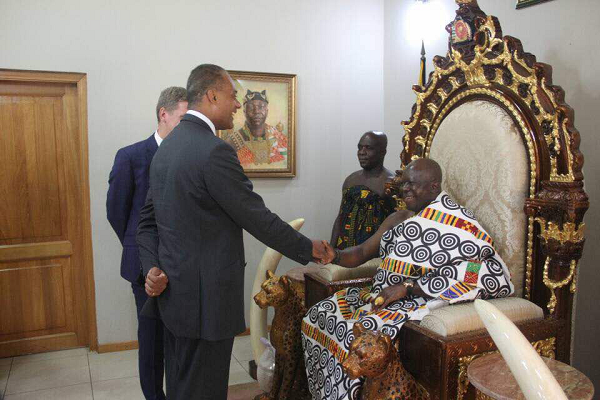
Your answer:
[301,192,514,400]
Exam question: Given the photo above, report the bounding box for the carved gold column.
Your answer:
[525,180,588,363]
[535,218,585,317]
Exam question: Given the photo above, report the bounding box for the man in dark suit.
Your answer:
[137,64,331,400]
[107,86,188,400]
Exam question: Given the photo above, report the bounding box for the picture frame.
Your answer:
[218,70,297,178]
[516,0,554,9]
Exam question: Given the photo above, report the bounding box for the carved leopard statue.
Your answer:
[253,270,309,400]
[341,323,429,400]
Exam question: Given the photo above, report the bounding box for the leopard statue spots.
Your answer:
[341,323,429,400]
[253,270,309,400]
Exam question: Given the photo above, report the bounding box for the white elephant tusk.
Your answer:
[474,299,567,400]
[250,218,305,365]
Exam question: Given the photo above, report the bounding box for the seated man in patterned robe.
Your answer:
[302,158,514,400]
[331,131,396,250]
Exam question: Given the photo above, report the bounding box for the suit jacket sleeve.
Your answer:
[106,148,134,244]
[137,189,159,277]
[204,142,313,265]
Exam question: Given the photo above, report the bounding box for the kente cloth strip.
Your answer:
[301,191,514,400]
[336,185,396,250]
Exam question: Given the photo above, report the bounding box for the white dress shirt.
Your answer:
[186,110,216,135]
[154,131,163,146]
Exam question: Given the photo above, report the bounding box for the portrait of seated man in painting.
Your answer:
[224,89,288,168]
[331,131,396,250]
[302,158,514,400]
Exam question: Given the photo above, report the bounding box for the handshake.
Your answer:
[145,240,339,298]
[311,240,336,265]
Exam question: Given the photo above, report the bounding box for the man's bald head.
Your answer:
[361,131,388,150]
[407,158,442,184]
[357,131,388,170]
[401,158,443,212]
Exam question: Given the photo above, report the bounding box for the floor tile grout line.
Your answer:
[90,374,140,384]
[87,350,95,400]
[10,354,90,368]
[232,356,254,379]
[4,381,90,397]
[3,350,251,397]
[232,356,245,371]
[2,357,12,396]
[10,349,88,365]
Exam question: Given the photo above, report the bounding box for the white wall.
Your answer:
[384,0,600,388]
[0,0,385,345]
[2,0,598,387]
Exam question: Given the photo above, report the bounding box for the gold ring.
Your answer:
[374,296,384,306]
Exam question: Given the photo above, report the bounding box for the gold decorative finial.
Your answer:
[456,0,478,4]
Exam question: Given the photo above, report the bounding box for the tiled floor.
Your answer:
[0,336,255,399]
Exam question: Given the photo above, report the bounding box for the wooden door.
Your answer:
[0,70,97,357]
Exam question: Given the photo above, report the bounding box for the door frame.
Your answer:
[0,69,98,353]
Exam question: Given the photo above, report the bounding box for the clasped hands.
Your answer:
[145,266,168,297]
[311,240,336,264]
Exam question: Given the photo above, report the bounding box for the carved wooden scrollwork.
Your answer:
[475,391,495,400]
[533,217,585,315]
[402,7,584,184]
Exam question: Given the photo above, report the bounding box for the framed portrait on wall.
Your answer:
[516,0,554,9]
[218,71,296,178]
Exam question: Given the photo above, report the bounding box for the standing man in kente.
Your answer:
[330,131,396,250]
[137,64,329,400]
[107,86,188,400]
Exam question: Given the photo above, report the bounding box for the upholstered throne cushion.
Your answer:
[311,258,381,281]
[419,297,543,337]
[429,100,529,297]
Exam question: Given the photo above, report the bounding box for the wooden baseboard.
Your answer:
[0,333,79,358]
[97,340,139,354]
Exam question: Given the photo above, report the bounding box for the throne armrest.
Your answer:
[304,273,372,309]
[304,258,380,308]
[419,297,544,337]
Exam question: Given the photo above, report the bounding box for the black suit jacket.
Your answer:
[107,134,158,282]
[137,113,313,340]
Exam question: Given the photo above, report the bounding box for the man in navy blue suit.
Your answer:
[107,86,188,400]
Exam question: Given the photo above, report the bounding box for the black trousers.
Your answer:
[163,327,234,400]
[132,281,166,400]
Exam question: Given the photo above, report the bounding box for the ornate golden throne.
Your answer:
[304,0,588,398]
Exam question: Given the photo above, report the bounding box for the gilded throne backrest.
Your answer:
[399,0,588,337]
[429,100,529,297]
